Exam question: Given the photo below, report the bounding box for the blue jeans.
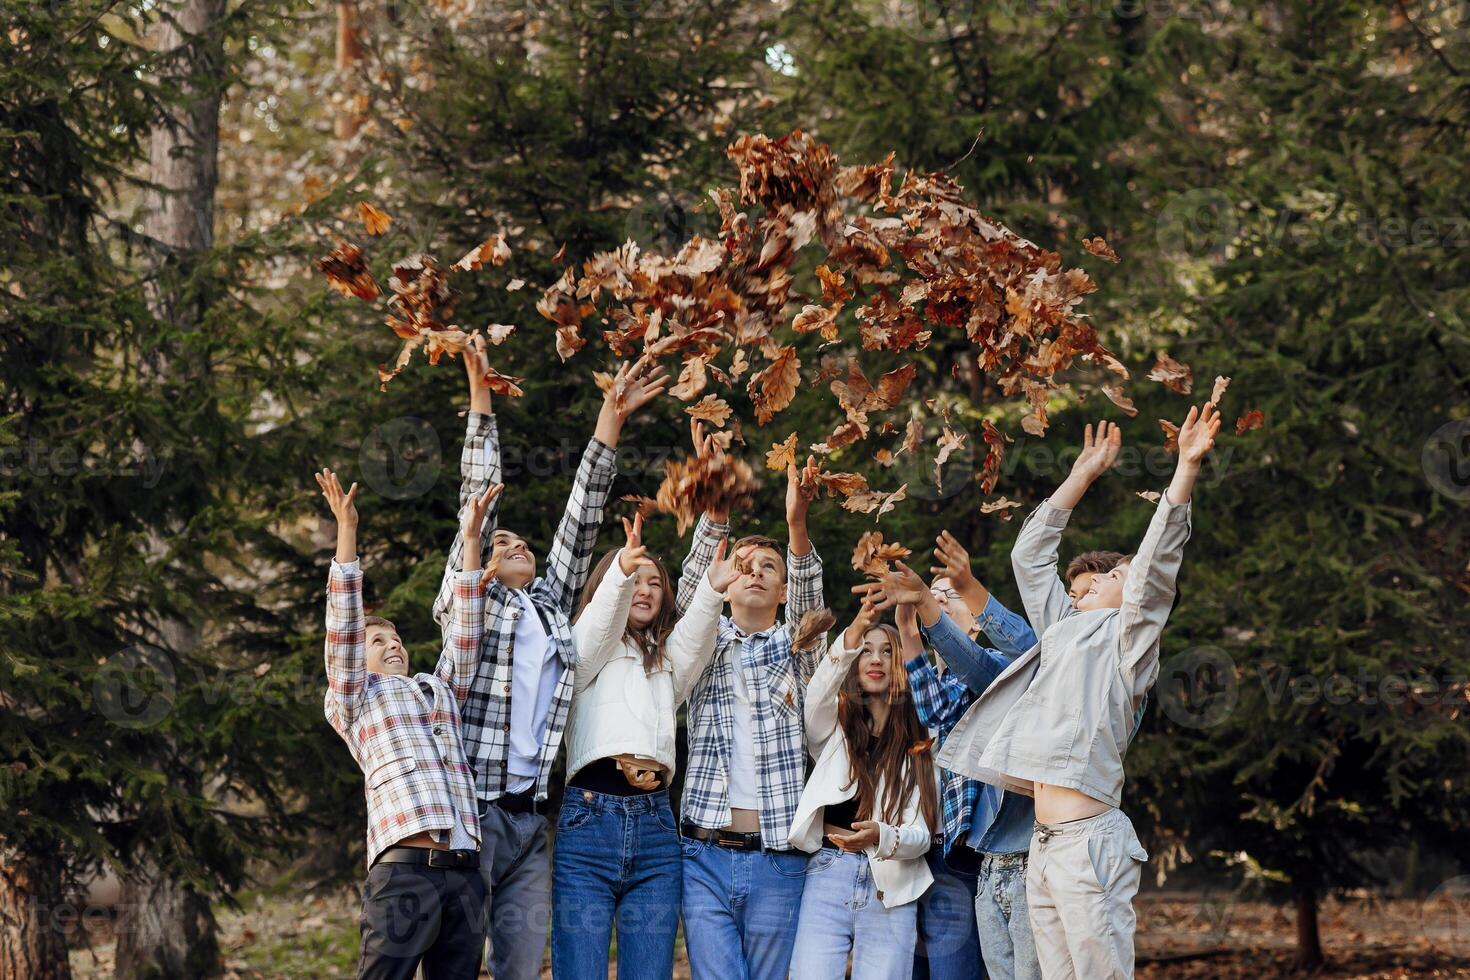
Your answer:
[790,847,918,980]
[680,835,807,980]
[551,789,681,980]
[914,848,985,980]
[975,852,1040,980]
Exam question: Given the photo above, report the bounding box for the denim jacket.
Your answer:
[938,492,1191,808]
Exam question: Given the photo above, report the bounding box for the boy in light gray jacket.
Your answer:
[939,403,1220,980]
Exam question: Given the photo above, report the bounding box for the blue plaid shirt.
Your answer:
[907,596,1036,863]
[675,514,825,850]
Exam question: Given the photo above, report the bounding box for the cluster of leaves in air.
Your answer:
[316,132,1265,537]
[317,203,523,392]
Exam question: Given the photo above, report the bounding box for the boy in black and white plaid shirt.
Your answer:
[432,340,667,980]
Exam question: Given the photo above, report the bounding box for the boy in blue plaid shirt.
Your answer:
[673,422,826,980]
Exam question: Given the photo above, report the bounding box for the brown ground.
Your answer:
[67,892,1470,978]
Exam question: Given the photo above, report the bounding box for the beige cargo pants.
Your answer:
[1025,807,1147,980]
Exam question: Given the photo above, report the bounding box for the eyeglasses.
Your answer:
[931,589,961,602]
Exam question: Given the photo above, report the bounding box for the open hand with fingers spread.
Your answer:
[315,468,359,565]
[1176,402,1221,466]
[843,584,887,650]
[595,357,671,449]
[1072,420,1123,483]
[463,483,503,541]
[706,538,747,593]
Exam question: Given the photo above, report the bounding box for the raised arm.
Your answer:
[898,602,968,733]
[570,517,647,697]
[783,458,825,655]
[670,539,736,706]
[315,468,364,735]
[974,594,1038,659]
[434,345,503,628]
[804,595,878,757]
[1118,405,1214,684]
[542,360,667,614]
[676,420,731,615]
[1013,421,1122,633]
[433,483,497,702]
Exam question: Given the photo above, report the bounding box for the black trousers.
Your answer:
[357,861,487,980]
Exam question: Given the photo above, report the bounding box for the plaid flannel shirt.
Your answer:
[325,559,485,868]
[433,411,617,803]
[674,514,825,850]
[906,658,981,861]
[906,595,1038,862]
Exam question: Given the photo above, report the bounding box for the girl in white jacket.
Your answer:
[551,514,737,980]
[788,591,940,980]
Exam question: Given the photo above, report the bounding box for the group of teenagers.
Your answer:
[317,336,1223,980]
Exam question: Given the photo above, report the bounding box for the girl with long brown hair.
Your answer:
[786,588,940,979]
[552,514,740,979]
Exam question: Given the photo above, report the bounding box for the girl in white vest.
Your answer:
[552,514,739,979]
[787,591,940,979]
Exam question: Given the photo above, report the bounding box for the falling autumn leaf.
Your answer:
[481,366,524,398]
[359,202,393,236]
[317,241,380,301]
[1101,385,1139,417]
[749,346,800,425]
[454,233,511,271]
[844,483,908,521]
[670,354,711,402]
[978,419,1011,495]
[686,394,732,428]
[1211,375,1231,405]
[766,432,799,472]
[979,497,1023,519]
[506,278,526,292]
[484,323,516,345]
[1159,419,1180,452]
[1136,490,1162,503]
[1235,409,1265,435]
[852,531,911,578]
[1148,352,1194,395]
[1082,236,1119,263]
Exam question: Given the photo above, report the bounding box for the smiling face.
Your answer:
[1075,559,1130,612]
[628,561,666,629]
[365,622,408,676]
[856,627,895,696]
[725,545,787,616]
[929,576,976,633]
[491,529,537,589]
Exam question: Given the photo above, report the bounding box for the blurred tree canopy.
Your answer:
[2,0,1467,974]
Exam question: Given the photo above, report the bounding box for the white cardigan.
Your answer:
[564,565,724,781]
[787,634,934,908]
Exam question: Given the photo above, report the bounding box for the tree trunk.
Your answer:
[114,2,226,977]
[1293,889,1324,971]
[0,844,72,980]
[335,0,365,139]
[112,857,219,980]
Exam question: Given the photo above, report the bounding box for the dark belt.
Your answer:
[681,822,766,852]
[495,790,543,816]
[374,845,479,871]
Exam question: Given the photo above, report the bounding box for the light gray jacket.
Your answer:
[937,492,1191,808]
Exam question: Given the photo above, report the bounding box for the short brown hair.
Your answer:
[363,615,397,633]
[732,534,786,582]
[1064,550,1125,586]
